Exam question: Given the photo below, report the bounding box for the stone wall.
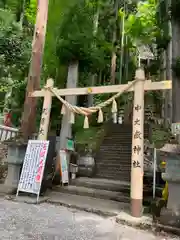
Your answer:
[0,143,8,180]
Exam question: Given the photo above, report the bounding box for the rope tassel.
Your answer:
[70,112,75,124]
[97,109,103,123]
[111,99,117,113]
[61,104,66,115]
[83,116,89,129]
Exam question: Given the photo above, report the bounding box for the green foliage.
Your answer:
[152,127,171,148]
[125,0,158,45]
[156,0,171,50]
[0,8,31,123]
[57,1,95,63]
[25,0,37,24]
[56,0,111,75]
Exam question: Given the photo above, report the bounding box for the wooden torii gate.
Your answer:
[31,68,171,218]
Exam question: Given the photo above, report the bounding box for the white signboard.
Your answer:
[171,123,180,135]
[59,150,69,184]
[17,140,49,200]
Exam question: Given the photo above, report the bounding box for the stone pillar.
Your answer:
[4,144,27,192]
[161,144,180,213]
[130,68,145,218]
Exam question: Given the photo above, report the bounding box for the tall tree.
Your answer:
[20,0,49,140]
[171,0,180,126]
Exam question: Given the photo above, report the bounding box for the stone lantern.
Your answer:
[159,143,180,227]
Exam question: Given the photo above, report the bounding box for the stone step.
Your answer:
[95,157,131,162]
[98,147,132,152]
[95,173,130,182]
[53,185,130,203]
[96,154,131,160]
[71,177,130,192]
[96,164,131,171]
[98,147,131,151]
[47,191,129,217]
[100,142,131,146]
[96,159,131,163]
[102,138,132,142]
[104,132,132,139]
[96,158,131,163]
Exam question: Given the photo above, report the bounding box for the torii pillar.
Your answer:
[131,68,145,218]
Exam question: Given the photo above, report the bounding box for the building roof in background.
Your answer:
[137,45,155,60]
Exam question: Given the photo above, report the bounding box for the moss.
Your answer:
[75,126,104,150]
[152,125,171,148]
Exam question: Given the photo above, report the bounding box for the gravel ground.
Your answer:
[0,199,178,240]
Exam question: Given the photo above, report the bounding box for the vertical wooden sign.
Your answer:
[38,79,54,141]
[130,68,145,218]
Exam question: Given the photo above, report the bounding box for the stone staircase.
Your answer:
[94,123,151,181]
[48,123,156,216]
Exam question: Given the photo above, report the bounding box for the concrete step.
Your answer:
[53,185,130,203]
[95,169,131,174]
[96,162,131,167]
[95,173,130,182]
[47,191,129,217]
[71,177,130,192]
[95,165,131,172]
[95,159,131,164]
[102,139,132,143]
[98,149,132,154]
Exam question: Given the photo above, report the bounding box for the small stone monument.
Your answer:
[4,142,27,193]
[159,143,180,227]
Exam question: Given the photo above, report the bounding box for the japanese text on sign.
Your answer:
[17,140,49,196]
[134,130,142,139]
[134,118,140,126]
[133,160,141,168]
[59,150,69,184]
[135,105,141,112]
[133,145,141,155]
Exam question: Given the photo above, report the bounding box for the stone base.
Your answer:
[158,207,180,228]
[4,144,26,192]
[4,163,21,191]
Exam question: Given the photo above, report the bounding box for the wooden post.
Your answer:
[20,0,49,140]
[131,68,145,218]
[38,79,53,140]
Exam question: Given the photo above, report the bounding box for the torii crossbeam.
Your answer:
[30,79,171,97]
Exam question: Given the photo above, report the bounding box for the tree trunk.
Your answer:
[119,2,125,84]
[59,61,78,149]
[172,20,180,123]
[164,0,172,126]
[110,50,117,84]
[165,32,172,125]
[87,4,99,107]
[161,51,167,121]
[20,0,49,141]
[110,0,119,84]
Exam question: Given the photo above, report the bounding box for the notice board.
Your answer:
[17,140,49,200]
[59,150,69,184]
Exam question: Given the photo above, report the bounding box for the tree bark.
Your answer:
[110,0,119,84]
[59,61,78,149]
[119,1,126,84]
[164,0,172,125]
[20,0,49,141]
[87,4,99,107]
[172,20,180,123]
[165,33,172,124]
